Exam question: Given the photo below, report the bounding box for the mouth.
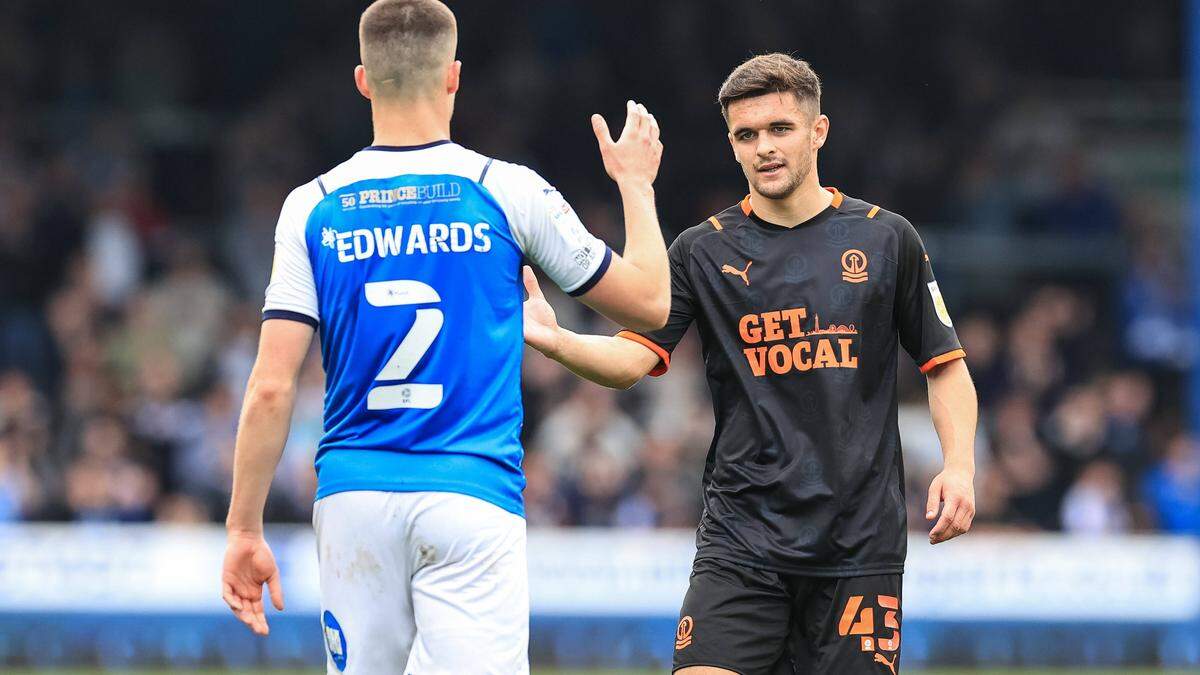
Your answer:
[756,161,785,177]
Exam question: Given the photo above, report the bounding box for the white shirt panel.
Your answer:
[262,180,323,322]
[480,159,609,295]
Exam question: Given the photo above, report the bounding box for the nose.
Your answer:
[755,135,776,157]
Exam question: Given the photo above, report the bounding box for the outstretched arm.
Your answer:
[523,266,660,389]
[924,358,978,544]
[576,101,670,331]
[222,318,314,635]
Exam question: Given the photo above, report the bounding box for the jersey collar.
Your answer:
[739,187,842,230]
[362,139,454,152]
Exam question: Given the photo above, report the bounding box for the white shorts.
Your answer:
[313,490,529,674]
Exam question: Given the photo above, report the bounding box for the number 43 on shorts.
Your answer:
[838,594,900,674]
[838,594,900,652]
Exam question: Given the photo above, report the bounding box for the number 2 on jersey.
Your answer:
[364,280,443,410]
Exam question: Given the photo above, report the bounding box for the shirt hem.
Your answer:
[316,481,525,518]
[694,550,904,578]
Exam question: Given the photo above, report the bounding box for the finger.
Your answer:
[253,597,268,635]
[648,112,660,142]
[621,99,639,138]
[234,601,256,629]
[925,476,943,520]
[267,573,285,611]
[222,583,243,611]
[929,500,959,543]
[591,114,613,149]
[523,265,545,300]
[636,103,649,133]
[952,504,975,535]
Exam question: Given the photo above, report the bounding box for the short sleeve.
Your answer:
[262,182,322,327]
[616,235,695,376]
[482,161,611,296]
[895,218,964,372]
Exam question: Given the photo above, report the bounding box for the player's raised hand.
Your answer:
[522,266,563,356]
[926,467,975,544]
[591,99,663,187]
[221,532,285,636]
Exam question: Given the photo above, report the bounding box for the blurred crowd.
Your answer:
[0,1,1196,535]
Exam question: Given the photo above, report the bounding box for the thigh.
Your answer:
[404,492,529,675]
[672,557,793,675]
[313,491,415,675]
[790,574,903,675]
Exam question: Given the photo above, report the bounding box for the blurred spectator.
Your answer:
[0,0,1188,537]
[1142,434,1200,534]
[1121,234,1195,370]
[535,383,643,479]
[1061,460,1132,533]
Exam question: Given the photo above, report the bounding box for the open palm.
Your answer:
[221,533,285,636]
[522,266,561,356]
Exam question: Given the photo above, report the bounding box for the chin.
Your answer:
[753,181,798,200]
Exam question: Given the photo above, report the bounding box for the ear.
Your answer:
[446,60,462,95]
[354,65,371,100]
[812,113,830,150]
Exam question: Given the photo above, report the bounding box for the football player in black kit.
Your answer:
[522,53,978,675]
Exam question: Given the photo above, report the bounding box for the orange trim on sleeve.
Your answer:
[616,330,671,376]
[919,349,966,374]
[866,205,881,219]
[707,215,723,231]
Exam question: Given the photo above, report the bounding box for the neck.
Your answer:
[370,96,451,147]
[748,168,832,227]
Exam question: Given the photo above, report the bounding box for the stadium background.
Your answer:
[0,0,1197,672]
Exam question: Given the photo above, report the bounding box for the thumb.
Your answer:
[523,265,545,300]
[267,572,285,611]
[591,114,613,150]
[926,475,943,520]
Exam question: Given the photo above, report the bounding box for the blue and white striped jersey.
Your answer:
[263,140,611,516]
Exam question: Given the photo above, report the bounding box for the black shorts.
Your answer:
[672,556,903,675]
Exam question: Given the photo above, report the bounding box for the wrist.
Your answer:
[226,518,264,538]
[544,327,574,361]
[616,179,654,198]
[943,459,975,476]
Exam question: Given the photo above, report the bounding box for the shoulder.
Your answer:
[672,203,743,255]
[279,180,326,224]
[477,156,550,193]
[835,191,919,239]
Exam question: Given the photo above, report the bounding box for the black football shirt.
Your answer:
[619,188,964,576]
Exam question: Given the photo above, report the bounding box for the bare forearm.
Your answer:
[927,360,977,472]
[615,182,669,312]
[617,182,666,275]
[547,329,656,389]
[226,381,297,534]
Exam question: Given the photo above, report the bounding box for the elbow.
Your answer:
[609,373,643,391]
[625,294,670,332]
[245,378,295,407]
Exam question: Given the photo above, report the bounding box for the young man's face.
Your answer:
[726,92,828,200]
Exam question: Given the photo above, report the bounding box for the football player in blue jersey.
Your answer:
[219,1,669,672]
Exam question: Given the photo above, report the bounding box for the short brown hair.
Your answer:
[717,53,821,119]
[359,0,457,99]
